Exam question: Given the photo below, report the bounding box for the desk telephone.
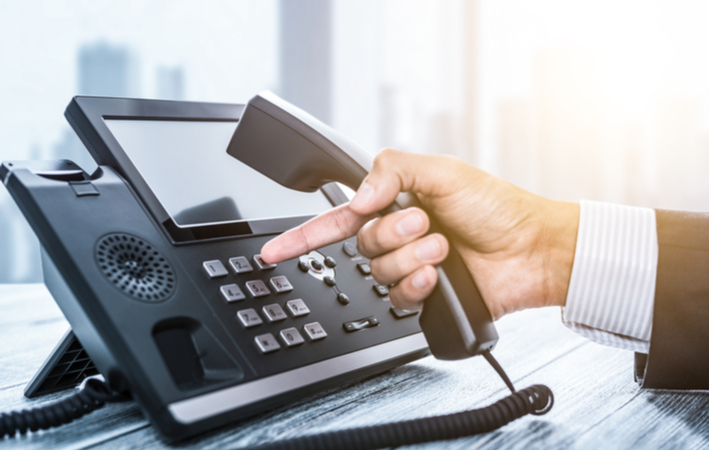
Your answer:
[1,93,552,447]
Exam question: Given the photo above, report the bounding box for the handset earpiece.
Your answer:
[226,91,498,360]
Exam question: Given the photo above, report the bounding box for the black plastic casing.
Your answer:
[227,92,499,360]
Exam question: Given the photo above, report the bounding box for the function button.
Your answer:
[254,333,280,353]
[246,280,270,298]
[279,327,305,347]
[262,303,288,322]
[343,316,380,333]
[303,322,327,341]
[324,256,337,268]
[203,260,228,278]
[310,259,324,272]
[220,284,245,302]
[337,293,350,305]
[237,308,263,328]
[270,275,294,293]
[357,262,372,275]
[373,284,390,297]
[390,306,419,319]
[229,256,253,274]
[298,260,310,272]
[286,299,310,317]
[323,276,336,287]
[342,242,358,257]
[253,254,276,270]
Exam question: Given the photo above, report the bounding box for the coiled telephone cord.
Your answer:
[0,378,117,438]
[251,350,554,450]
[0,351,553,447]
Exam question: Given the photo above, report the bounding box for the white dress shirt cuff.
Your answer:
[562,200,658,353]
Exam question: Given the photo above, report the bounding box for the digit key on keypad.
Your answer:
[237,309,263,328]
[254,333,280,353]
[286,299,310,317]
[270,275,294,293]
[220,284,245,302]
[262,304,287,322]
[246,280,270,298]
[303,322,327,341]
[279,328,305,347]
[203,260,228,278]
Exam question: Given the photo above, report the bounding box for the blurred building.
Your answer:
[156,66,185,100]
[278,0,332,124]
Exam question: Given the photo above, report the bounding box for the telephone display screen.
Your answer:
[104,119,333,226]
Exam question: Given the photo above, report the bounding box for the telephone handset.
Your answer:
[226,91,498,360]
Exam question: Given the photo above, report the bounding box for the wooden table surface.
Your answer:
[1,284,707,449]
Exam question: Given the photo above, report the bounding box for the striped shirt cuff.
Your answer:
[562,200,658,353]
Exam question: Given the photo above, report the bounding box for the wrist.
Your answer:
[540,198,580,308]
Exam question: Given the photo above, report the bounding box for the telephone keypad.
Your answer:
[203,260,228,278]
[254,333,280,353]
[253,254,276,270]
[286,299,310,317]
[262,304,288,322]
[270,275,294,293]
[229,256,253,274]
[246,280,270,298]
[220,284,245,302]
[303,322,327,341]
[237,309,263,328]
[279,327,305,347]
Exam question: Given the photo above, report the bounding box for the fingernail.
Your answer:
[350,182,374,209]
[416,237,441,261]
[411,270,430,289]
[395,213,424,236]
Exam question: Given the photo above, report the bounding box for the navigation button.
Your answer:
[390,307,419,319]
[203,260,228,278]
[254,333,280,353]
[220,284,245,302]
[342,242,358,257]
[343,316,379,332]
[303,322,327,341]
[373,284,389,297]
[357,262,371,275]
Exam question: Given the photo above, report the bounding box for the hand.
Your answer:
[261,148,579,320]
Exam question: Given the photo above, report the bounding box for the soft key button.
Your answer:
[262,304,287,322]
[254,333,280,353]
[203,260,228,278]
[303,322,327,341]
[220,284,245,302]
[253,254,276,270]
[286,299,310,317]
[229,256,253,274]
[270,275,294,293]
[245,280,270,298]
[237,308,263,328]
[279,328,305,347]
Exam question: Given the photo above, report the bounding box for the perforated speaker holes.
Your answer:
[95,233,176,302]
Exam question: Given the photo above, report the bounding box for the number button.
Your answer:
[203,260,228,278]
[262,304,287,322]
[220,284,245,302]
[279,328,305,347]
[270,275,294,293]
[253,254,276,270]
[229,256,253,274]
[357,262,371,275]
[237,309,263,328]
[246,280,270,298]
[286,299,310,317]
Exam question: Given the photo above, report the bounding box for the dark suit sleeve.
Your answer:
[634,209,708,389]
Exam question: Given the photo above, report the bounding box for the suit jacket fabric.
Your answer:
[635,209,709,389]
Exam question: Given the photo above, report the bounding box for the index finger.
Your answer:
[260,203,376,264]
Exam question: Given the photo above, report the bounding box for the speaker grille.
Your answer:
[95,233,176,302]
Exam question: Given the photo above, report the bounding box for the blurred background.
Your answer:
[0,0,707,283]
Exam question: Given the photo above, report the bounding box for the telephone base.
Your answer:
[24,328,99,398]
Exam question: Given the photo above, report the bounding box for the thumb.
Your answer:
[349,148,458,215]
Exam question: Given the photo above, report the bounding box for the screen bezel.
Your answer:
[65,96,347,243]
